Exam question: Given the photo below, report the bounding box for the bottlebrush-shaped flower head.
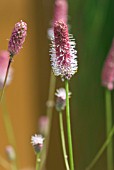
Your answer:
[31,134,44,153]
[50,21,78,80]
[55,88,71,111]
[8,20,27,56]
[0,50,13,89]
[102,39,114,90]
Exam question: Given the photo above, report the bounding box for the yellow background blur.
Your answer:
[0,0,61,170]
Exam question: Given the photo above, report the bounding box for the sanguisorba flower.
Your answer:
[8,20,27,57]
[55,88,71,111]
[31,134,44,153]
[102,39,114,90]
[50,21,78,80]
[0,50,13,89]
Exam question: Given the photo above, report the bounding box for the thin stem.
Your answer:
[40,71,56,170]
[0,57,12,103]
[36,153,40,170]
[1,94,18,170]
[65,80,74,170]
[105,89,113,170]
[85,125,114,170]
[59,111,70,170]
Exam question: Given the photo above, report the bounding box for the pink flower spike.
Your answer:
[50,21,78,80]
[0,51,13,89]
[8,20,27,56]
[53,0,68,25]
[102,39,114,90]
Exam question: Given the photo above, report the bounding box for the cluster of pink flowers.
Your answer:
[0,20,27,89]
[8,20,27,56]
[50,21,78,80]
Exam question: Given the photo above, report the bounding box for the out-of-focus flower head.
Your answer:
[102,39,114,90]
[55,88,71,111]
[53,0,68,25]
[31,134,44,153]
[0,50,13,89]
[48,0,68,40]
[38,116,49,136]
[5,145,16,161]
[8,20,27,56]
[50,21,78,80]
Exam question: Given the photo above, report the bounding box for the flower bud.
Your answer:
[31,134,44,153]
[8,20,27,56]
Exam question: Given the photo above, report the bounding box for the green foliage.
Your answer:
[68,0,114,169]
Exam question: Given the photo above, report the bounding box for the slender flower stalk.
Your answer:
[65,80,74,170]
[36,153,40,170]
[0,51,13,103]
[0,57,12,103]
[105,89,113,170]
[39,71,56,170]
[55,88,71,170]
[1,95,18,170]
[86,125,114,170]
[59,111,70,170]
[31,134,44,170]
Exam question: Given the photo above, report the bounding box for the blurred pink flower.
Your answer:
[8,20,27,56]
[5,145,16,161]
[50,21,78,80]
[0,50,13,89]
[48,0,68,40]
[38,116,49,136]
[102,39,114,90]
[53,0,68,25]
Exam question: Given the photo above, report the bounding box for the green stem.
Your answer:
[85,126,114,170]
[105,89,113,170]
[0,57,12,103]
[36,153,40,170]
[59,111,70,170]
[1,95,18,170]
[40,71,56,170]
[65,80,74,170]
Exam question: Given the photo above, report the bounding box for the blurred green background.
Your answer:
[0,0,114,170]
